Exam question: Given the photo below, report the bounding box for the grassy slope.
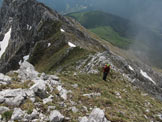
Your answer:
[89,26,132,49]
[58,70,162,122]
[29,30,94,73]
[67,11,134,49]
[2,65,162,121]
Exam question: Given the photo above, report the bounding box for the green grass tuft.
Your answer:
[2,111,13,121]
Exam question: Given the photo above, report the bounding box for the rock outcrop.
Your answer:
[49,110,64,122]
[79,108,110,122]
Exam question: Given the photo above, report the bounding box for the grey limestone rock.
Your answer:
[49,110,64,122]
[79,108,110,122]
[0,106,10,114]
[11,108,25,121]
[0,88,27,106]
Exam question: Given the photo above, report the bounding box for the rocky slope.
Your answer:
[0,60,110,121]
[0,0,162,121]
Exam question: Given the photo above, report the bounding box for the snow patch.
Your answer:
[60,28,65,32]
[27,24,32,30]
[19,55,29,65]
[48,43,51,47]
[0,28,12,58]
[23,55,29,61]
[128,65,134,71]
[68,42,76,47]
[140,70,156,85]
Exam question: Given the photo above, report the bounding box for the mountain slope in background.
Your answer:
[67,11,162,68]
[36,0,162,31]
[67,11,134,49]
[0,0,162,121]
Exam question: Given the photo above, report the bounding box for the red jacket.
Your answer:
[103,65,110,73]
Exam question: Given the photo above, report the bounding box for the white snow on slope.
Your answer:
[140,70,156,85]
[48,43,51,47]
[23,55,29,61]
[19,55,29,65]
[0,28,12,58]
[128,65,134,71]
[68,42,76,47]
[60,28,65,32]
[27,24,32,30]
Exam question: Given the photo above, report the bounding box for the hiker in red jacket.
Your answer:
[103,64,111,81]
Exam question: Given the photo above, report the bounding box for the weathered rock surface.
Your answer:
[0,73,11,85]
[11,108,25,121]
[17,61,39,82]
[43,95,53,104]
[49,110,64,122]
[0,88,27,106]
[57,85,68,100]
[0,106,10,114]
[88,108,109,122]
[79,108,110,122]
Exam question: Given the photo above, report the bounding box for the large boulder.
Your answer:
[49,110,64,122]
[30,79,47,99]
[0,89,27,106]
[17,61,39,82]
[88,108,109,122]
[11,108,25,121]
[79,108,110,122]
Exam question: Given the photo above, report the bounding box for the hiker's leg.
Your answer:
[105,72,108,80]
[103,72,106,81]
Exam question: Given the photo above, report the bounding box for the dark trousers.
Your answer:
[103,72,108,81]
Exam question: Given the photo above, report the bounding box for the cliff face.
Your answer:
[0,0,58,72]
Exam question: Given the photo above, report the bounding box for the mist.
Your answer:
[84,0,162,67]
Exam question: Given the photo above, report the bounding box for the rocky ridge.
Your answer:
[0,0,105,73]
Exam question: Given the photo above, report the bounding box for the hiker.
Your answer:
[103,64,111,81]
